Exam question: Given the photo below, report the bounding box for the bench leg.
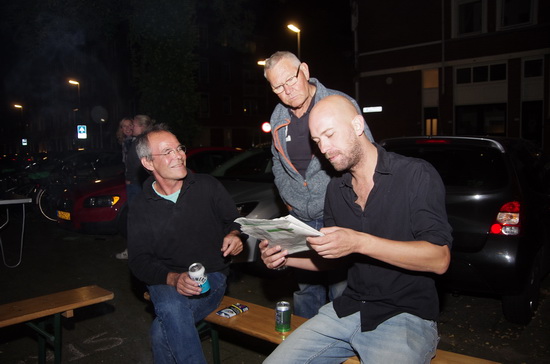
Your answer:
[26,313,63,364]
[37,320,46,364]
[197,321,220,364]
[210,325,220,364]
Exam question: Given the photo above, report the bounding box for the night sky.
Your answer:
[0,0,355,150]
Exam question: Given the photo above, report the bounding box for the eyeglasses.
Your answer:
[150,145,186,158]
[271,63,302,94]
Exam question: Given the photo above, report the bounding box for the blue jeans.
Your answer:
[264,303,439,364]
[147,272,226,364]
[291,216,347,319]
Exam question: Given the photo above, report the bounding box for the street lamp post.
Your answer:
[68,79,81,109]
[13,104,23,125]
[287,24,301,59]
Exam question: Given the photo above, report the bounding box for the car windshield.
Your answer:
[211,148,274,182]
[385,144,508,191]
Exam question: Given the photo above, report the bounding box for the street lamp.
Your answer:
[68,79,81,108]
[13,104,23,120]
[287,24,301,59]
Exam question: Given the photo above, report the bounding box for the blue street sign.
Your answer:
[77,125,87,139]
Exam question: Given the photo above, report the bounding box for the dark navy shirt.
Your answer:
[327,144,453,331]
[287,97,316,178]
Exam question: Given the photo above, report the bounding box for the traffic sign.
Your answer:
[77,125,87,139]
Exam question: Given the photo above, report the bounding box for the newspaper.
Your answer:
[235,215,323,255]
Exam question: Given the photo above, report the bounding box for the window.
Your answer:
[499,0,534,29]
[423,69,439,89]
[456,104,506,136]
[454,0,486,37]
[524,59,543,78]
[473,66,488,82]
[456,68,471,84]
[522,101,543,147]
[490,64,507,81]
[456,63,506,84]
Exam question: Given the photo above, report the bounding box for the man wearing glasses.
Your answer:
[127,123,244,363]
[263,51,374,318]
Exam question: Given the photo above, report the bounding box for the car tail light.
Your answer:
[490,201,520,235]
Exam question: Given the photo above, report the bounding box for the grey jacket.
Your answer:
[270,78,374,221]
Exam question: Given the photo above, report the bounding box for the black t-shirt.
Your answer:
[326,144,453,331]
[287,98,316,178]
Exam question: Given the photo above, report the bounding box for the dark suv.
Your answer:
[380,136,550,324]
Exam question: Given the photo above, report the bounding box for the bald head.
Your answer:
[311,95,359,128]
[309,95,367,172]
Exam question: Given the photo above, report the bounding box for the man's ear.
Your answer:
[301,62,310,80]
[141,157,154,172]
[351,115,365,136]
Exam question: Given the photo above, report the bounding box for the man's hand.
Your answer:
[167,272,203,296]
[307,226,359,259]
[221,230,243,257]
[259,240,288,269]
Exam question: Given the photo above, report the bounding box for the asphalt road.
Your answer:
[0,208,548,363]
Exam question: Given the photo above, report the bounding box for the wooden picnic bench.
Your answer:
[0,285,114,364]
[203,295,501,364]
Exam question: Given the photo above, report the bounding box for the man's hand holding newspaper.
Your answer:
[235,215,323,255]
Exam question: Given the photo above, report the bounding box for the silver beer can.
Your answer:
[188,262,210,294]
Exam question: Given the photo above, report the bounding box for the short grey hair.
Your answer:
[135,123,172,161]
[133,114,155,132]
[263,51,301,78]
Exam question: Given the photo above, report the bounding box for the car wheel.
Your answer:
[502,249,543,324]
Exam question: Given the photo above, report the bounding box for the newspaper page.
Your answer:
[235,215,323,255]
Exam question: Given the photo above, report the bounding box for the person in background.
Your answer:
[263,51,374,318]
[127,123,243,364]
[261,95,452,363]
[116,114,154,260]
[116,117,134,163]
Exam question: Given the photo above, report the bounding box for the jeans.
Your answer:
[147,272,226,364]
[291,215,347,319]
[264,303,439,364]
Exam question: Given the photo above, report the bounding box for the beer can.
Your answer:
[188,262,210,294]
[275,301,291,332]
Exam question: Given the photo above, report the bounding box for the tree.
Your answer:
[128,0,199,145]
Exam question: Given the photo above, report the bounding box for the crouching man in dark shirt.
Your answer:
[260,95,453,364]
[128,123,243,364]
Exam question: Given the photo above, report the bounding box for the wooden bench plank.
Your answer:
[205,295,307,345]
[0,285,114,328]
[205,296,500,364]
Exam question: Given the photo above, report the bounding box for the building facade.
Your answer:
[352,0,550,152]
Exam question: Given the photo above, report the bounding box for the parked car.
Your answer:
[210,145,287,262]
[55,147,243,235]
[380,136,550,324]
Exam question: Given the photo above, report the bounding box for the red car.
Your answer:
[56,147,243,235]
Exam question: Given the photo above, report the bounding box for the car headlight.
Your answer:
[235,202,258,217]
[84,196,121,208]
